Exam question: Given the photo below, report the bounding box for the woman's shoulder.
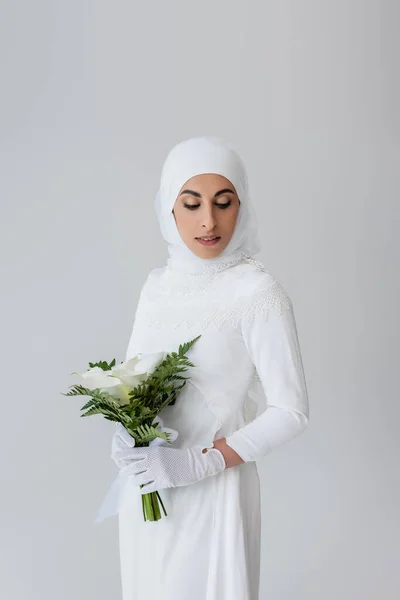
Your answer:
[140,266,167,289]
[230,261,293,316]
[231,259,290,296]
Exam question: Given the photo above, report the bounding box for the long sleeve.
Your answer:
[225,279,309,462]
[124,276,149,361]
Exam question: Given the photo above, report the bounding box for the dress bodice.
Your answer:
[123,258,308,460]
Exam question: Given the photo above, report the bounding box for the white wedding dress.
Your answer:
[118,256,309,600]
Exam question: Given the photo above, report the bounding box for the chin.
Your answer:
[191,246,225,259]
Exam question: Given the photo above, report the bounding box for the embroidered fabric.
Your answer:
[140,278,292,332]
[135,256,291,428]
[155,254,267,296]
[166,251,251,278]
[249,370,262,394]
[243,395,258,424]
[159,254,246,295]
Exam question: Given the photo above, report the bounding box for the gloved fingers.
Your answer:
[115,423,135,447]
[115,457,133,469]
[112,447,138,464]
[138,480,157,494]
[133,471,153,487]
[162,426,179,444]
[119,454,147,476]
[111,436,133,461]
[112,437,127,454]
[149,437,169,448]
[127,457,148,475]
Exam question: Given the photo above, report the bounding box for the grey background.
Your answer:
[1,1,399,599]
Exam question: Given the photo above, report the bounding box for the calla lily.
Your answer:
[75,351,168,405]
[127,352,168,376]
[110,353,164,387]
[78,367,120,390]
[109,366,147,389]
[75,366,132,404]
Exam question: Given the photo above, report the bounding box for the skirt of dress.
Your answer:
[118,460,261,600]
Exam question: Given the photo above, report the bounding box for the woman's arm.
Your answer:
[224,280,309,464]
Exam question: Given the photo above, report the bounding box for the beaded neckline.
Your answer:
[166,252,266,277]
[156,253,268,298]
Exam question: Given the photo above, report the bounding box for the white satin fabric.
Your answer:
[117,137,309,600]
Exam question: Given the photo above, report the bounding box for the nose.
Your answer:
[201,206,217,232]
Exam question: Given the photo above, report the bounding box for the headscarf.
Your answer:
[154,136,261,274]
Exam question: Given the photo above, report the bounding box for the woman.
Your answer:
[111,136,309,600]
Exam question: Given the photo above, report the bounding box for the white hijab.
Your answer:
[154,136,261,274]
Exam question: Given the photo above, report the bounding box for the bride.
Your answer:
[111,135,309,600]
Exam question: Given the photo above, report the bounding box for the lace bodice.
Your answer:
[139,256,292,331]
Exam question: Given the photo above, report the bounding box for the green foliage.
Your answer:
[88,359,117,371]
[133,424,170,446]
[62,335,201,446]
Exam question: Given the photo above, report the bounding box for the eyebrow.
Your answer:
[179,188,235,199]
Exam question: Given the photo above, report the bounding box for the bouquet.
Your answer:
[62,335,201,522]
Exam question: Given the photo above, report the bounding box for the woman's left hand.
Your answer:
[120,444,226,493]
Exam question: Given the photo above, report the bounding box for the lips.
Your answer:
[196,236,221,246]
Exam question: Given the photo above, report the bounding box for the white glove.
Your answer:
[111,423,137,468]
[111,420,179,469]
[119,443,226,494]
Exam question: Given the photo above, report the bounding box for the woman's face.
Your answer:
[172,173,240,259]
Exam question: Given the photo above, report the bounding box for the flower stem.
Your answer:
[156,491,168,517]
[140,490,168,521]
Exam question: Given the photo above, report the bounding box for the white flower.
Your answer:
[78,366,122,391]
[75,351,168,405]
[111,352,167,387]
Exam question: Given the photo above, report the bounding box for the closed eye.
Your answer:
[184,201,232,210]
